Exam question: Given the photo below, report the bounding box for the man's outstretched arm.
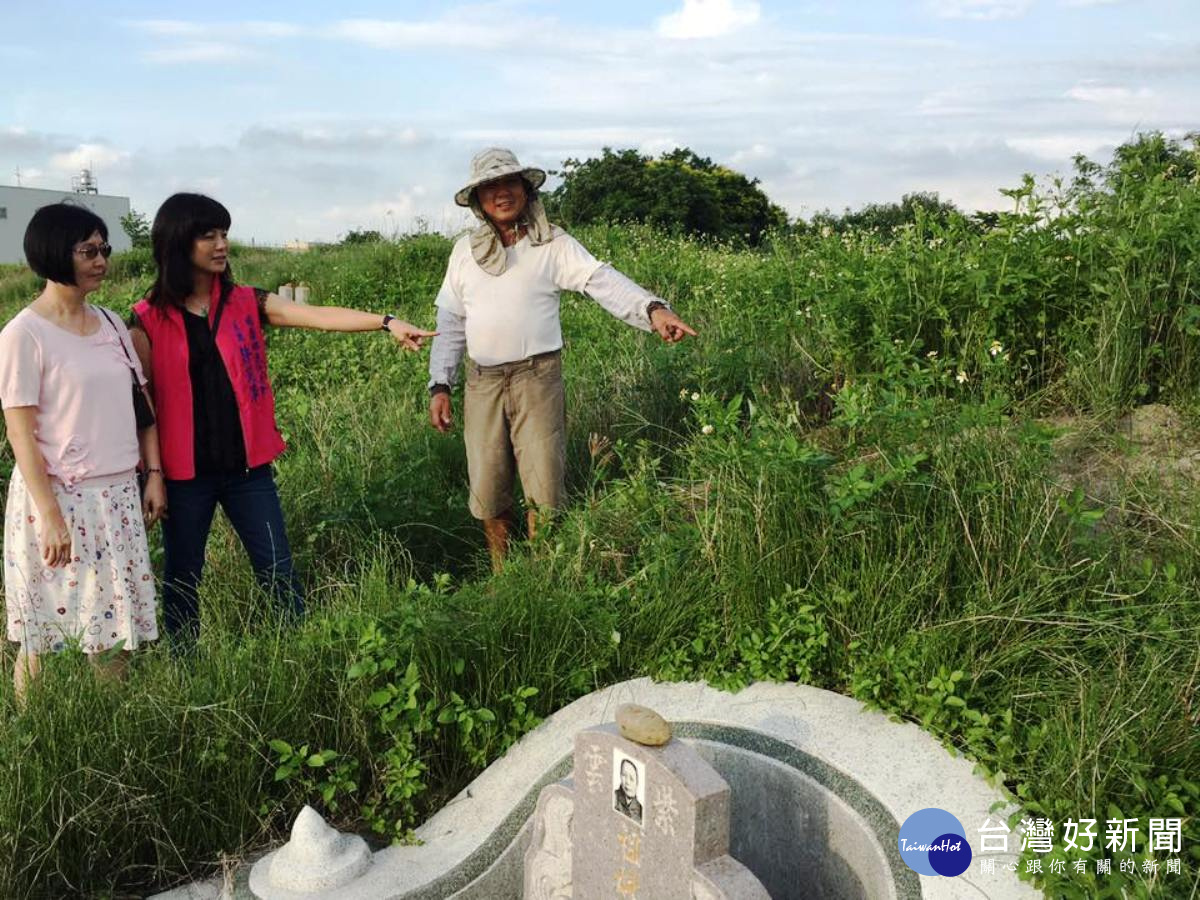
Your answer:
[584,265,697,343]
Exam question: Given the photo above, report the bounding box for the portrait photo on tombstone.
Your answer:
[612,752,645,825]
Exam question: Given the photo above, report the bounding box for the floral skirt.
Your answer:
[4,469,158,654]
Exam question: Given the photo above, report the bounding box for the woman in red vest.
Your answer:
[130,193,433,640]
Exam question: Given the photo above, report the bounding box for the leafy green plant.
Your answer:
[268,741,359,813]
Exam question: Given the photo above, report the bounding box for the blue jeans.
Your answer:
[161,465,303,639]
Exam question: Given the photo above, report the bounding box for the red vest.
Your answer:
[133,280,286,480]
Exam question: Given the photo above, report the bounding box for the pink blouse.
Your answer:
[0,305,146,487]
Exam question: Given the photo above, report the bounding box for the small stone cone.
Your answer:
[267,805,371,892]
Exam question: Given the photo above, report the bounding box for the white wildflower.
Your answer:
[988,340,1004,357]
[701,424,715,435]
[691,392,701,402]
[956,370,969,384]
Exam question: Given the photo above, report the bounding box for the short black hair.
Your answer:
[148,192,234,310]
[23,204,108,286]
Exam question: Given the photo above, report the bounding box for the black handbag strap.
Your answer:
[98,307,140,379]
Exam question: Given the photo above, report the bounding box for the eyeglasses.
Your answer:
[74,242,113,260]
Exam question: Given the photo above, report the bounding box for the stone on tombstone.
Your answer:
[264,805,371,893]
[615,703,672,746]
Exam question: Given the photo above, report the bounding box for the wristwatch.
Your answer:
[381,314,396,331]
[646,300,670,319]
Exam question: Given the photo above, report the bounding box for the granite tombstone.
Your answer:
[524,706,768,899]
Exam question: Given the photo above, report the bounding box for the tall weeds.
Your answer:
[0,134,1196,897]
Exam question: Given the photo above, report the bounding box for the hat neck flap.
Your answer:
[468,194,557,276]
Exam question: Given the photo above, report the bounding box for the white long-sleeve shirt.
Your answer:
[427,233,665,388]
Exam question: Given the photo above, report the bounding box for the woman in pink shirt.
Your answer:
[0,204,165,699]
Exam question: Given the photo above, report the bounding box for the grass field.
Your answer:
[0,134,1197,898]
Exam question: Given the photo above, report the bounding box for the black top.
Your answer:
[184,307,247,475]
[133,288,270,477]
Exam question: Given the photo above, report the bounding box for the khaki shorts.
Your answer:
[463,350,566,520]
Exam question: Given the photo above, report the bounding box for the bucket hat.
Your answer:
[455,148,546,207]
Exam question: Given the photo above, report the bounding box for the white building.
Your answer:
[0,183,132,265]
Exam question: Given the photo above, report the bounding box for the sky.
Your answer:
[2,0,1196,244]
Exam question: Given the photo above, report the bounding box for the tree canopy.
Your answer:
[805,191,965,237]
[340,228,385,245]
[543,147,788,245]
[120,209,151,248]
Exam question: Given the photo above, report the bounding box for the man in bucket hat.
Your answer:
[427,147,696,571]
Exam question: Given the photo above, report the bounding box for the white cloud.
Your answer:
[127,18,302,64]
[329,16,531,50]
[318,192,416,224]
[1066,82,1154,105]
[730,142,792,178]
[730,142,775,164]
[1065,81,1162,123]
[657,0,761,39]
[240,21,305,39]
[454,127,658,147]
[918,88,989,117]
[926,0,1032,20]
[126,19,205,37]
[1063,0,1122,7]
[1005,133,1124,161]
[123,12,950,69]
[0,126,55,154]
[240,125,427,152]
[142,42,254,64]
[7,166,46,187]
[639,137,685,157]
[127,19,300,38]
[48,143,130,174]
[293,191,476,241]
